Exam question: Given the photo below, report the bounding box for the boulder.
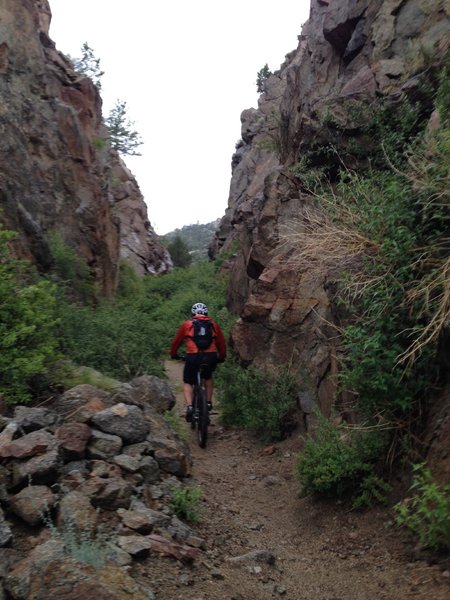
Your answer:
[90,403,149,444]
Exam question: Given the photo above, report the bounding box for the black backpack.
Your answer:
[191,318,214,351]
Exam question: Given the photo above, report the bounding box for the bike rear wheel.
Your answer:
[196,384,208,448]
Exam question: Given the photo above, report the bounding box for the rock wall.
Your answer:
[0,0,171,293]
[211,0,450,418]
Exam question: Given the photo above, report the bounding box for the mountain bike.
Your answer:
[175,355,210,449]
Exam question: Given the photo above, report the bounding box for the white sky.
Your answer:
[49,0,311,234]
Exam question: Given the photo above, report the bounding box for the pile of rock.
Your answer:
[0,375,202,599]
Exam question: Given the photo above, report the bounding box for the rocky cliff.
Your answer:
[212,0,449,420]
[0,0,171,293]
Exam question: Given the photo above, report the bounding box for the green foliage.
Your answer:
[47,231,95,302]
[352,474,392,510]
[289,154,328,192]
[169,486,203,522]
[394,464,450,552]
[55,297,166,380]
[162,220,219,263]
[71,42,104,89]
[105,99,143,156]
[164,409,187,440]
[116,260,145,298]
[436,58,450,121]
[166,234,192,268]
[256,63,272,93]
[216,354,297,442]
[0,229,59,404]
[295,413,386,499]
[56,261,230,381]
[92,136,107,151]
[213,239,241,272]
[336,146,446,419]
[357,96,427,167]
[50,361,121,393]
[324,66,450,425]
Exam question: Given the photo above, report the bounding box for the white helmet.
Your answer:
[191,302,208,316]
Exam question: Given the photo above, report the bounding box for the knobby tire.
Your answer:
[196,384,208,448]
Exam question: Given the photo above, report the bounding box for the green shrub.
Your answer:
[55,260,231,382]
[394,463,450,552]
[169,486,203,522]
[351,474,392,510]
[216,354,297,442]
[50,361,121,393]
[164,409,187,440]
[0,228,59,404]
[295,413,386,499]
[47,231,95,302]
[167,234,192,268]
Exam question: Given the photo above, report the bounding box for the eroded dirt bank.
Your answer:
[132,361,450,599]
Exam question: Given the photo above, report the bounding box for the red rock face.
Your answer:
[0,0,170,293]
[212,0,450,416]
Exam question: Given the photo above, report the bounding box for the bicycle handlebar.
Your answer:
[172,353,225,363]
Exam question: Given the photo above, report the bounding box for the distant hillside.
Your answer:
[162,220,220,263]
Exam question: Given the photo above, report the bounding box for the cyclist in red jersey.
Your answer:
[170,302,227,421]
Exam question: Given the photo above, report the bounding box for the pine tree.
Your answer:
[105,100,143,156]
[256,63,272,94]
[72,42,104,90]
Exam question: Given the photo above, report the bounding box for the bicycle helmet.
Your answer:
[191,302,208,316]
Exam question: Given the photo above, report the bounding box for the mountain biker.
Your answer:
[169,302,227,422]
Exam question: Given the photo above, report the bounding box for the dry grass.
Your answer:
[278,195,378,277]
[399,256,450,365]
[279,133,449,368]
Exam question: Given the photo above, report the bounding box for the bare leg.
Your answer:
[205,378,213,404]
[183,383,193,407]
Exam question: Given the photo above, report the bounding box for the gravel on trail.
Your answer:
[131,361,450,600]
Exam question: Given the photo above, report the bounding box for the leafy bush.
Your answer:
[56,261,231,382]
[216,354,298,441]
[47,231,96,302]
[295,413,386,499]
[351,474,392,510]
[0,228,59,404]
[394,463,450,552]
[50,361,121,393]
[166,234,192,268]
[169,486,203,522]
[283,68,449,432]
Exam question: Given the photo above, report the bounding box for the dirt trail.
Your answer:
[134,361,450,600]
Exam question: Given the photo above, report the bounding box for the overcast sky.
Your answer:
[49,1,311,234]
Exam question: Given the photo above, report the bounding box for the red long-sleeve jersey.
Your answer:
[169,315,227,359]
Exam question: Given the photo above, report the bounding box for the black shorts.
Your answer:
[183,353,218,385]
